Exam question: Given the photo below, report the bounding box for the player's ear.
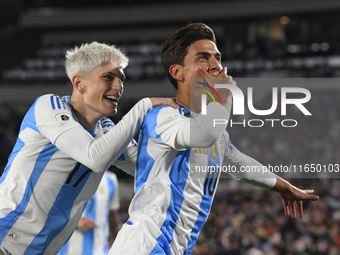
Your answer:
[72,75,85,94]
[169,64,184,82]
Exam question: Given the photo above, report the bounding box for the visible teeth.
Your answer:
[105,96,119,101]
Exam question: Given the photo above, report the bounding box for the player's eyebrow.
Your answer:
[195,51,222,59]
[105,71,126,82]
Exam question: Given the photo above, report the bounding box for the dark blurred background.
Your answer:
[1,0,340,254]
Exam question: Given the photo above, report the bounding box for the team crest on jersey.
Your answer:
[7,230,21,242]
[208,144,218,160]
[55,113,71,122]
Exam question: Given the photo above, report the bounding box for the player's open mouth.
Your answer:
[104,95,119,106]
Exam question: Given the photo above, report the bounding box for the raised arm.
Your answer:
[52,98,152,172]
[222,137,319,218]
[35,95,177,172]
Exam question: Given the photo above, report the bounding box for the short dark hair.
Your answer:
[161,23,216,89]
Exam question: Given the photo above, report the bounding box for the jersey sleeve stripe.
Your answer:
[61,100,67,110]
[56,97,61,109]
[102,124,115,128]
[101,120,114,126]
[50,95,56,110]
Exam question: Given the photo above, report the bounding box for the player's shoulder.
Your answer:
[36,94,63,101]
[35,94,69,110]
[146,105,188,121]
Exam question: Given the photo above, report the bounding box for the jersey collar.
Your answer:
[176,101,191,117]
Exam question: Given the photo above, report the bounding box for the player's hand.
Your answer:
[279,187,318,219]
[150,97,180,109]
[197,66,235,115]
[77,217,98,231]
[271,178,319,218]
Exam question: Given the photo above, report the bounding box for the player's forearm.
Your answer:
[55,98,152,172]
[269,177,292,193]
[225,148,277,189]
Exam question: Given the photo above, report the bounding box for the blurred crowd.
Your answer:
[3,10,340,83]
[193,178,340,255]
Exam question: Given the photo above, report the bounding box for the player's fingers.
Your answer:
[289,200,297,219]
[198,66,213,78]
[169,98,180,109]
[297,200,304,218]
[225,75,237,86]
[219,67,227,75]
[302,190,319,200]
[283,200,290,217]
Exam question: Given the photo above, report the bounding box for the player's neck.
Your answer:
[175,92,201,114]
[70,99,99,130]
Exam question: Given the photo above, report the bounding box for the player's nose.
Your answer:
[209,58,222,76]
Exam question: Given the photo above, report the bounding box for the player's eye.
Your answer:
[104,75,113,80]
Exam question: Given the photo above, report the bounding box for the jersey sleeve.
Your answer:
[33,94,80,142]
[112,139,138,176]
[35,95,152,172]
[147,102,229,150]
[221,131,277,189]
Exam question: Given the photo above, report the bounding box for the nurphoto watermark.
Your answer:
[191,78,312,128]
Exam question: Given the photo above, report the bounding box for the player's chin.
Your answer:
[107,109,118,116]
[110,107,118,116]
[101,107,118,117]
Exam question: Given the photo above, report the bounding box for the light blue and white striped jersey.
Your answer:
[58,171,120,255]
[0,94,149,255]
[110,104,276,255]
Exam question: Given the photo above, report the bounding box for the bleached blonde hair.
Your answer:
[65,42,129,81]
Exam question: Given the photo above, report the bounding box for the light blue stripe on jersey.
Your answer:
[104,176,115,254]
[222,134,228,156]
[117,153,125,161]
[50,95,66,110]
[0,143,58,244]
[56,96,61,109]
[83,195,96,254]
[150,150,191,255]
[135,107,165,194]
[184,145,221,255]
[0,138,25,184]
[0,100,52,243]
[101,118,115,128]
[143,106,168,142]
[25,163,92,254]
[50,95,56,110]
[20,98,41,134]
[107,175,116,202]
[150,235,171,255]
